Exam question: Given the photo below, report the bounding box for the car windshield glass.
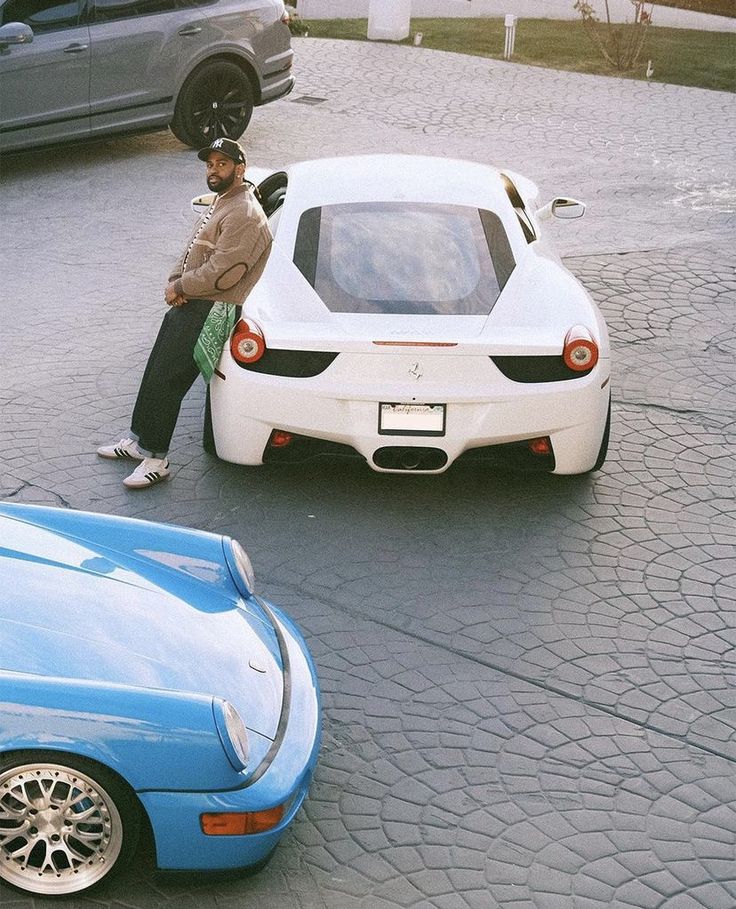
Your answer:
[293,202,515,315]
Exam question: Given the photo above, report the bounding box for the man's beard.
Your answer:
[207,169,237,194]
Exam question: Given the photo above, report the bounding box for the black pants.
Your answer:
[130,299,214,457]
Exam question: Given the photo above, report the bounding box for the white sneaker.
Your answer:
[123,458,170,489]
[97,437,145,460]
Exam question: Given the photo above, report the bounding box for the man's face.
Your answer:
[206,152,241,193]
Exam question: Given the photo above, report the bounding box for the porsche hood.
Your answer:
[0,505,283,740]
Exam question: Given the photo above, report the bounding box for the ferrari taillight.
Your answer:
[528,437,552,456]
[230,319,265,364]
[269,430,294,448]
[563,326,598,372]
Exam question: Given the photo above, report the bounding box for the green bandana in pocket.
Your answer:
[194,302,237,383]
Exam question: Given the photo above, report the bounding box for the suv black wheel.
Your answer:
[171,61,254,148]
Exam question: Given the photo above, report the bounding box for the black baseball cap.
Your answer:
[197,138,247,166]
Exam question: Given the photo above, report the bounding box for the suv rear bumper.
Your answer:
[257,49,295,105]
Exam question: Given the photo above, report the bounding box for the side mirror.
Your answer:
[537,198,586,221]
[191,192,215,214]
[0,22,34,47]
[552,198,586,219]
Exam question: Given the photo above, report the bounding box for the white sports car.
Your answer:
[199,155,610,475]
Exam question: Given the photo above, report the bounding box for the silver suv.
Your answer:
[0,0,293,152]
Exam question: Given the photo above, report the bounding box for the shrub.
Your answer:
[285,4,309,36]
[573,0,653,71]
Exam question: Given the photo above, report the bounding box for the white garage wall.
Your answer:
[297,1,631,20]
[295,0,736,31]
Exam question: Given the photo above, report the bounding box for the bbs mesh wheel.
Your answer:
[0,752,140,897]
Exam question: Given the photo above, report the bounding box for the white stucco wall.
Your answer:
[295,0,736,32]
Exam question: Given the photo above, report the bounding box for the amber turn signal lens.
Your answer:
[201,805,285,836]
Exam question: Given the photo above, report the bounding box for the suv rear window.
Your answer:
[293,202,515,316]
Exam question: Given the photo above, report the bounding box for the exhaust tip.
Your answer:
[373,447,448,472]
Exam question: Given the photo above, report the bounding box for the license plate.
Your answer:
[378,403,446,436]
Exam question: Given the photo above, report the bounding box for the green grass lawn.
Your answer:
[299,18,736,92]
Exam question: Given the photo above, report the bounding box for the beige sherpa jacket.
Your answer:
[170,182,272,305]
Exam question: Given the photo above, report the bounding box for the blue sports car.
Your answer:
[0,503,321,898]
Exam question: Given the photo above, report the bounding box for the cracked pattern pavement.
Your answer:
[1,37,735,909]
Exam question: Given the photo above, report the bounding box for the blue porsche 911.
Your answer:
[0,503,321,898]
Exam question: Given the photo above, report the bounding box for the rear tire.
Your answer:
[590,395,611,472]
[171,61,254,148]
[203,386,217,456]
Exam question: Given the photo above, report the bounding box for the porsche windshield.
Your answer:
[293,202,515,315]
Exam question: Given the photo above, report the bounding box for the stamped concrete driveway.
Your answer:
[1,37,735,909]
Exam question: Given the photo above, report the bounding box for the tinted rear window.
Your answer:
[293,202,515,316]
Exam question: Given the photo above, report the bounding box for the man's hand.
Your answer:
[165,283,187,307]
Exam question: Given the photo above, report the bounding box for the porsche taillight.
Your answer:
[563,326,599,372]
[230,319,265,364]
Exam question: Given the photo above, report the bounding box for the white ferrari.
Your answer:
[198,155,611,475]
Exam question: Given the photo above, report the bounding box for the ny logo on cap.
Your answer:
[212,139,225,149]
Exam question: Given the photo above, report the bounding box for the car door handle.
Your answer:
[63,43,89,53]
[178,26,202,36]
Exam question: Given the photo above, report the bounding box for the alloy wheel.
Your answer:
[0,761,124,896]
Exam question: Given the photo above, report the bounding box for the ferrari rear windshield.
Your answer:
[292,202,515,315]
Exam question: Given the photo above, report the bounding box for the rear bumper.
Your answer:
[257,73,294,106]
[140,604,321,871]
[257,47,294,106]
[210,350,611,475]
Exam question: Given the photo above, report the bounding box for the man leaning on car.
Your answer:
[97,138,272,489]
